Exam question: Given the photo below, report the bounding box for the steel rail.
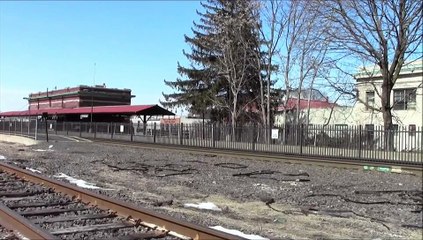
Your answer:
[0,202,58,240]
[0,162,243,240]
[92,139,423,176]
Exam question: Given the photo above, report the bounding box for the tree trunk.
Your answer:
[258,61,267,142]
[231,93,238,141]
[382,109,394,151]
[231,114,236,141]
[381,77,394,150]
[266,56,272,142]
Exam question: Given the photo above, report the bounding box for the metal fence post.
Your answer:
[45,119,49,142]
[79,122,82,137]
[34,118,38,140]
[111,123,114,139]
[300,124,304,155]
[54,121,57,135]
[358,125,362,159]
[420,127,422,161]
[94,122,97,139]
[252,124,256,151]
[180,123,184,145]
[153,122,157,143]
[212,124,215,148]
[27,117,30,136]
[130,123,134,142]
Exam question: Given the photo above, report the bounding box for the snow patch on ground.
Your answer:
[0,155,6,160]
[26,168,42,173]
[33,148,54,152]
[53,173,113,190]
[210,226,269,240]
[33,145,54,152]
[253,183,276,193]
[184,202,222,211]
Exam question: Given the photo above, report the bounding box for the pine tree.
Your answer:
[161,0,266,125]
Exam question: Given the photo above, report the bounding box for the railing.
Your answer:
[0,119,422,165]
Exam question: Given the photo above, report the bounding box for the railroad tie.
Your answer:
[0,196,39,201]
[0,190,50,198]
[18,207,88,217]
[100,231,168,240]
[7,201,71,209]
[31,213,116,224]
[50,222,134,235]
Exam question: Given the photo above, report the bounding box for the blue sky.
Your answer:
[0,1,202,112]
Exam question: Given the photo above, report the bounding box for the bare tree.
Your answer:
[279,0,304,126]
[278,1,331,125]
[314,0,422,134]
[249,1,286,142]
[210,0,263,138]
[259,1,286,125]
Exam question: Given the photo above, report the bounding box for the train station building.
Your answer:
[0,85,175,124]
[27,84,134,110]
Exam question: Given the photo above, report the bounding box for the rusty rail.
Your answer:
[0,162,243,240]
[0,202,58,240]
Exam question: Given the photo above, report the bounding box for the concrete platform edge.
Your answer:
[0,134,39,146]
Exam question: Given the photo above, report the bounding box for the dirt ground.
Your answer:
[0,140,422,239]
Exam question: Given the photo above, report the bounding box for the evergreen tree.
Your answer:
[161,0,266,125]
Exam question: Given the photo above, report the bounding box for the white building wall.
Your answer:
[274,106,355,126]
[273,62,422,151]
[353,63,423,127]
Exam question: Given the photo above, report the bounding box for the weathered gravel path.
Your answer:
[1,140,422,239]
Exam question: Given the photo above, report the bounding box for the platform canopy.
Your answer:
[0,105,175,118]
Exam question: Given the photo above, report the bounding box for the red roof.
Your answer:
[277,98,337,111]
[0,105,175,117]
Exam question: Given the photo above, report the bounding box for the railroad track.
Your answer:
[91,138,423,176]
[0,162,241,240]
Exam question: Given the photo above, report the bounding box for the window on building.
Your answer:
[365,124,374,142]
[365,91,375,110]
[335,124,348,131]
[393,88,416,110]
[391,124,399,135]
[409,124,416,137]
[335,124,348,137]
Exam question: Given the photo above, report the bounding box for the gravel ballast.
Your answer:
[0,140,422,239]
